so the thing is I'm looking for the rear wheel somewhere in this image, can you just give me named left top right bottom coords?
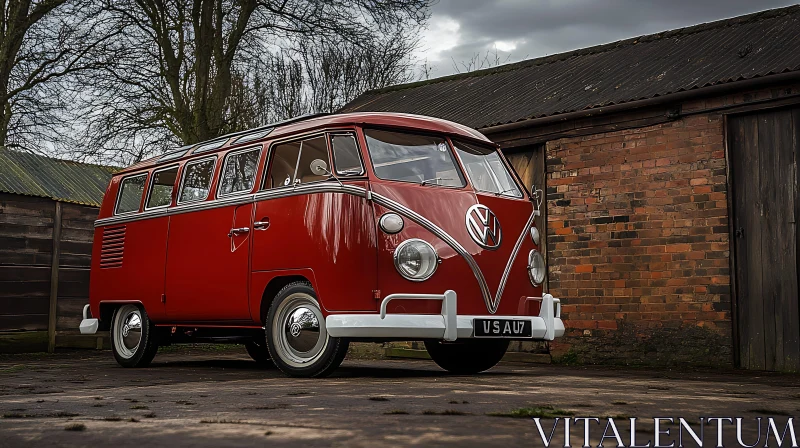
left=245, top=337, right=271, bottom=365
left=265, top=281, right=348, bottom=377
left=111, top=304, right=159, bottom=368
left=424, top=339, right=509, bottom=374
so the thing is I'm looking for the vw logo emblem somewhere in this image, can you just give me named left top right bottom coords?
left=289, top=322, right=302, bottom=338
left=122, top=325, right=130, bottom=337
left=465, top=204, right=502, bottom=250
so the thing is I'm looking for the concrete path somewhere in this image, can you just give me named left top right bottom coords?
left=0, top=346, right=797, bottom=447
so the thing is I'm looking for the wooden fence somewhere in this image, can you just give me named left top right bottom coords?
left=0, top=192, right=105, bottom=353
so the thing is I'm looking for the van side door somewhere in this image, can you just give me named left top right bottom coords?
left=164, top=149, right=260, bottom=321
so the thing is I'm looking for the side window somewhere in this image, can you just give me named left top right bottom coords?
left=115, top=174, right=146, bottom=215
left=331, top=133, right=364, bottom=175
left=219, top=148, right=260, bottom=196
left=178, top=158, right=215, bottom=204
left=265, top=136, right=330, bottom=189
left=145, top=166, right=179, bottom=209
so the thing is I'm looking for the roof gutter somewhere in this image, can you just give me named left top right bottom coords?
left=478, top=71, right=800, bottom=135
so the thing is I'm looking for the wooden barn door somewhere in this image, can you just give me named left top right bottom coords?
left=728, top=108, right=800, bottom=371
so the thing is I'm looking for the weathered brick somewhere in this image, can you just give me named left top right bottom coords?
left=538, top=89, right=747, bottom=367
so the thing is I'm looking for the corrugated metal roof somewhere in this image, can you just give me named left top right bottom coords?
left=342, top=6, right=800, bottom=129
left=0, top=147, right=117, bottom=207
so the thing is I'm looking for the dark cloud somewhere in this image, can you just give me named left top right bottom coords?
left=418, top=0, right=797, bottom=77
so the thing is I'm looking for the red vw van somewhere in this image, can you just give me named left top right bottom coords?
left=80, top=113, right=563, bottom=377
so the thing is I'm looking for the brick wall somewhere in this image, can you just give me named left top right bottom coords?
left=545, top=106, right=734, bottom=366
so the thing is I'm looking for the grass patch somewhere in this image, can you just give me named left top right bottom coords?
left=553, top=350, right=579, bottom=366
left=488, top=406, right=574, bottom=419
left=91, top=404, right=104, bottom=408
left=384, top=410, right=409, bottom=415
left=748, top=409, right=792, bottom=416
left=129, top=418, right=139, bottom=423
left=369, top=397, right=389, bottom=402
left=422, top=409, right=471, bottom=416
left=176, top=401, right=195, bottom=405
left=64, top=423, right=86, bottom=432
left=103, top=417, right=122, bottom=422
left=130, top=405, right=148, bottom=410
left=287, top=391, right=310, bottom=396
left=647, top=385, right=670, bottom=391
left=142, top=412, right=156, bottom=418
left=611, top=401, right=628, bottom=405
left=265, top=431, right=273, bottom=436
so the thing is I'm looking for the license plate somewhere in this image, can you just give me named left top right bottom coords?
left=474, top=319, right=532, bottom=338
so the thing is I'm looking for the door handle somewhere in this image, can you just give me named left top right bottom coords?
left=254, top=219, right=270, bottom=230
left=228, top=227, right=250, bottom=237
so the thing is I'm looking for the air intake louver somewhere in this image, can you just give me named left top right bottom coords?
left=100, top=226, right=126, bottom=268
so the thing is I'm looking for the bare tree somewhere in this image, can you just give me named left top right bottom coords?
left=0, top=0, right=111, bottom=150
left=451, top=47, right=514, bottom=74
left=66, top=0, right=430, bottom=165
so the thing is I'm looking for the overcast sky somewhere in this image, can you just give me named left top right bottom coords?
left=416, top=0, right=798, bottom=78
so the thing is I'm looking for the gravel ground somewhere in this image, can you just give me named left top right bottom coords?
left=0, top=345, right=798, bottom=447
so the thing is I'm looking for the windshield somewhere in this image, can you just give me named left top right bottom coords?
left=364, top=129, right=465, bottom=188
left=453, top=140, right=522, bottom=198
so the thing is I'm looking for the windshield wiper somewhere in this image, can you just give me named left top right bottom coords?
left=495, top=187, right=519, bottom=196
left=421, top=177, right=453, bottom=186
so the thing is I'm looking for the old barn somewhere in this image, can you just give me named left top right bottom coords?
left=343, top=6, right=800, bottom=370
left=0, top=148, right=114, bottom=352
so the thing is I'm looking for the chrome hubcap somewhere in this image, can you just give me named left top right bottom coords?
left=114, top=305, right=142, bottom=359
left=122, top=312, right=142, bottom=351
left=284, top=306, right=320, bottom=353
left=273, top=293, right=328, bottom=368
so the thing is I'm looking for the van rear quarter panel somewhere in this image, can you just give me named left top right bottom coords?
left=90, top=217, right=169, bottom=320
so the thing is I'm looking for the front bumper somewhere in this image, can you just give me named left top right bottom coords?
left=326, top=291, right=564, bottom=341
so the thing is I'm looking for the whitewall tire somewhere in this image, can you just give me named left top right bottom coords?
left=111, top=304, right=159, bottom=368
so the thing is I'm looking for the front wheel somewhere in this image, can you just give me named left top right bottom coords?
left=111, top=304, right=159, bottom=368
left=424, top=339, right=509, bottom=374
left=265, top=281, right=348, bottom=377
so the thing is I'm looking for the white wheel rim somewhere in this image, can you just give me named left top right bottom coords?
left=113, top=305, right=142, bottom=359
left=272, top=293, right=328, bottom=368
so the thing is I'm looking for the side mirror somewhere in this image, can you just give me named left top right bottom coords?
left=310, top=159, right=330, bottom=176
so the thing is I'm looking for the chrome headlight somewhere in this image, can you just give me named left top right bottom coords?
left=394, top=239, right=438, bottom=281
left=528, top=250, right=546, bottom=286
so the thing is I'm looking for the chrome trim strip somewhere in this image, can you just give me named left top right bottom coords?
left=96, top=193, right=256, bottom=227
left=94, top=181, right=500, bottom=314
left=492, top=211, right=536, bottom=313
